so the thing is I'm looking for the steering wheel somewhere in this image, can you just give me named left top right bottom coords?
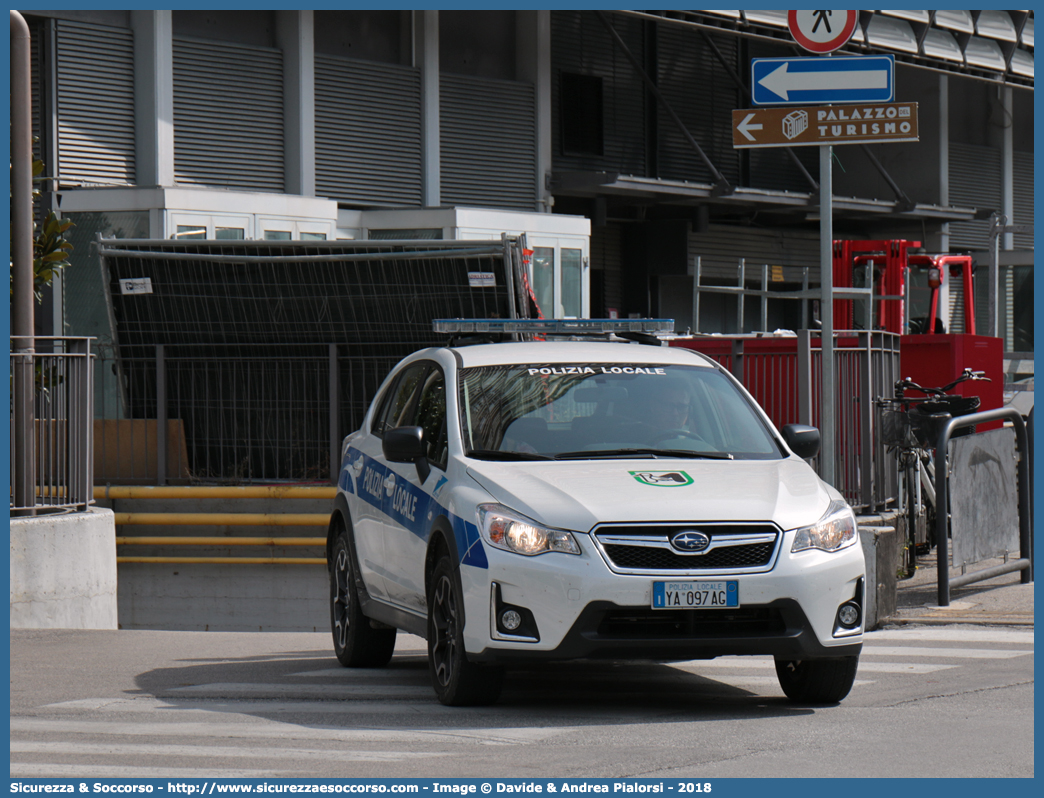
left=650, top=429, right=708, bottom=445
left=611, top=421, right=657, bottom=439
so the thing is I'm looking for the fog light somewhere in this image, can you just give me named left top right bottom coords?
left=500, top=610, right=522, bottom=631
left=838, top=602, right=861, bottom=628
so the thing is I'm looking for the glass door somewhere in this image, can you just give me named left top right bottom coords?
left=526, top=238, right=589, bottom=318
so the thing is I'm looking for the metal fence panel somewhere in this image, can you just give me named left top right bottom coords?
left=949, top=427, right=1020, bottom=568
left=9, top=337, right=94, bottom=514
left=95, top=239, right=524, bottom=484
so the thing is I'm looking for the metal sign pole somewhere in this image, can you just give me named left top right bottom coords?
left=820, top=144, right=836, bottom=486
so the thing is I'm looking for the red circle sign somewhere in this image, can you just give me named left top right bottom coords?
left=788, top=10, right=858, bottom=54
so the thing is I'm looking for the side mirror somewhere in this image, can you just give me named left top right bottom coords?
left=382, top=426, right=431, bottom=482
left=781, top=424, right=820, bottom=460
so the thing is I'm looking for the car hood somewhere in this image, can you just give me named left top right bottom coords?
left=465, top=457, right=833, bottom=533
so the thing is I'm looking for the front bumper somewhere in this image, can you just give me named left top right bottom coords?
left=470, top=598, right=862, bottom=663
left=459, top=528, right=865, bottom=663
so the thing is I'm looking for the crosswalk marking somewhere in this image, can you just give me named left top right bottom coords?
left=860, top=646, right=1032, bottom=659
left=869, top=628, right=1034, bottom=644
left=10, top=741, right=447, bottom=761
left=675, top=657, right=956, bottom=674
left=288, top=667, right=426, bottom=678
left=10, top=764, right=285, bottom=778
left=11, top=718, right=567, bottom=744
left=167, top=682, right=433, bottom=697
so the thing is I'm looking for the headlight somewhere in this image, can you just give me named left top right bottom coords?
left=791, top=499, right=857, bottom=553
left=478, top=504, right=581, bottom=556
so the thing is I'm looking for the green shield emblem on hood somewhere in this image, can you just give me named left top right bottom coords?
left=630, top=470, right=694, bottom=487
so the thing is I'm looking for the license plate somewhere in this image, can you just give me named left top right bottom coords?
left=652, top=580, right=739, bottom=609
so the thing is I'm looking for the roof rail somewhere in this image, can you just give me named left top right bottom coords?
left=433, top=318, right=675, bottom=337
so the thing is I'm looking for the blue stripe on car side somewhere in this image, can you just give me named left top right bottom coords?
left=341, top=447, right=488, bottom=569
left=338, top=460, right=355, bottom=494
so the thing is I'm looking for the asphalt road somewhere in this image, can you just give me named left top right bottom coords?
left=9, top=625, right=1034, bottom=779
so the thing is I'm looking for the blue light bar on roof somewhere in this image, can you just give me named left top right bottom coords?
left=433, top=318, right=675, bottom=334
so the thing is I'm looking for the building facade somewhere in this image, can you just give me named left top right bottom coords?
left=24, top=9, right=1033, bottom=352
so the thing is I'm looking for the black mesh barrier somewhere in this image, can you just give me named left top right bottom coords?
left=98, top=238, right=525, bottom=482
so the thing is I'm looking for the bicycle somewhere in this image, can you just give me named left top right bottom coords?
left=877, top=368, right=991, bottom=577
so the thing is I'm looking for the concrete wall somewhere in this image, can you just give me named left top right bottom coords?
left=10, top=507, right=118, bottom=629
left=106, top=495, right=331, bottom=632
left=859, top=517, right=900, bottom=630
left=118, top=562, right=327, bottom=632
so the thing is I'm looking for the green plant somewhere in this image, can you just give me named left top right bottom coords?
left=11, top=149, right=74, bottom=393
left=10, top=147, right=74, bottom=302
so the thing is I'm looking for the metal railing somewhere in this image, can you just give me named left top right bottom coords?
left=10, top=337, right=94, bottom=515
left=933, top=407, right=1033, bottom=605
left=674, top=330, right=901, bottom=510
left=93, top=344, right=403, bottom=485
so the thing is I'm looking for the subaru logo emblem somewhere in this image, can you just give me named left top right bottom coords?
left=670, top=530, right=711, bottom=553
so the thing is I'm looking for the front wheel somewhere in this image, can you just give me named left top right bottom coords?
left=427, top=555, right=504, bottom=706
left=775, top=656, right=859, bottom=704
left=329, top=519, right=396, bottom=667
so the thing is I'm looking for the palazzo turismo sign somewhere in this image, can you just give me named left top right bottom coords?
left=732, top=101, right=919, bottom=149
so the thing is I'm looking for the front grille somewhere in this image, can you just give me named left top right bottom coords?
left=604, top=542, right=776, bottom=570
left=597, top=607, right=786, bottom=639
left=593, top=523, right=780, bottom=574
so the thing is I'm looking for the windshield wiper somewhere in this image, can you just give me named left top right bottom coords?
left=466, top=449, right=553, bottom=461
left=553, top=448, right=733, bottom=460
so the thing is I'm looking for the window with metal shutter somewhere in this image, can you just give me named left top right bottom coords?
left=551, top=10, right=646, bottom=177
left=29, top=18, right=51, bottom=227
left=315, top=55, right=422, bottom=207
left=30, top=19, right=44, bottom=166
left=947, top=275, right=965, bottom=335
left=173, top=36, right=284, bottom=192
left=948, top=142, right=1001, bottom=250
left=1013, top=150, right=1033, bottom=250
left=591, top=224, right=623, bottom=314
left=688, top=226, right=821, bottom=282
left=55, top=20, right=135, bottom=187
left=656, top=25, right=741, bottom=186
left=440, top=73, right=536, bottom=211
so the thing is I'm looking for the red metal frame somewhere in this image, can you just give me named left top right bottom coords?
left=906, top=254, right=975, bottom=336
left=832, top=238, right=920, bottom=333
left=832, top=239, right=976, bottom=337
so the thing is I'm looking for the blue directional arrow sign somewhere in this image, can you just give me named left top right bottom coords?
left=751, top=55, right=894, bottom=106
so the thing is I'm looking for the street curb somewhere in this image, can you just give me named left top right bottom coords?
left=884, top=615, right=1034, bottom=627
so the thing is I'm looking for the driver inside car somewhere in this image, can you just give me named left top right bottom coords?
left=606, top=377, right=709, bottom=450
left=641, top=379, right=691, bottom=431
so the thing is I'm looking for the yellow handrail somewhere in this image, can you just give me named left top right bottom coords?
left=101, top=485, right=336, bottom=565
left=96, top=485, right=336, bottom=500
left=114, top=512, right=330, bottom=526
left=117, top=556, right=325, bottom=565
left=116, top=536, right=324, bottom=546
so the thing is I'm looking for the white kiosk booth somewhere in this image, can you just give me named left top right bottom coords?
left=342, top=206, right=592, bottom=319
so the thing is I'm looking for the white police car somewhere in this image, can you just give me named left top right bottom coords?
left=328, top=319, right=865, bottom=706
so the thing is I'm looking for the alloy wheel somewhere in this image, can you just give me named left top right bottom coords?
left=430, top=573, right=458, bottom=687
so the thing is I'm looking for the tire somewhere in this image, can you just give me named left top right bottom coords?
left=329, top=518, right=396, bottom=668
left=775, top=656, right=859, bottom=704
left=427, top=554, right=504, bottom=706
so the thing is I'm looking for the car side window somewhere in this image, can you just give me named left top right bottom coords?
left=371, top=363, right=427, bottom=437
left=370, top=382, right=396, bottom=437
left=413, top=367, right=448, bottom=470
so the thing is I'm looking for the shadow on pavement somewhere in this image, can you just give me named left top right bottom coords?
left=132, top=646, right=816, bottom=729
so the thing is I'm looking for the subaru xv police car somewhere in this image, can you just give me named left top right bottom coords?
left=327, top=319, right=865, bottom=706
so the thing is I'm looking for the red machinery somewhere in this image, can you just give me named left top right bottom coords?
left=831, top=239, right=976, bottom=337
left=833, top=239, right=1002, bottom=416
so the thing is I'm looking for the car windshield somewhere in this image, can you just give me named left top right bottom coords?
left=459, top=362, right=783, bottom=460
